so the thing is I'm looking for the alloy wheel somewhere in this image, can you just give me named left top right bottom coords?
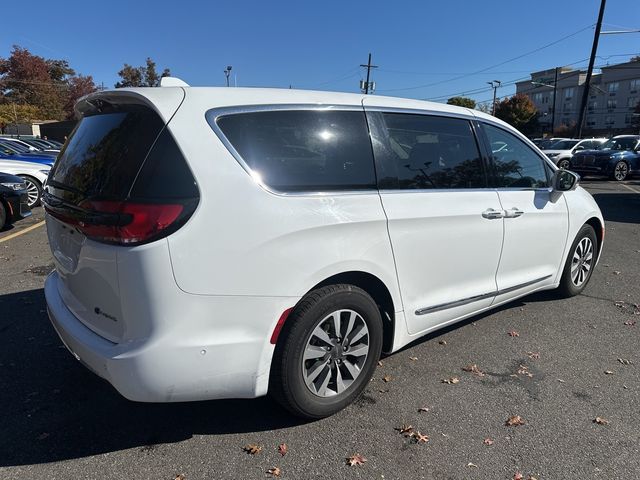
left=558, top=159, right=570, bottom=170
left=614, top=162, right=628, bottom=181
left=571, top=237, right=593, bottom=287
left=301, top=309, right=370, bottom=397
left=22, top=178, right=40, bottom=207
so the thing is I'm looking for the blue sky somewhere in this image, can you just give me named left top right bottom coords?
left=1, top=0, right=638, bottom=105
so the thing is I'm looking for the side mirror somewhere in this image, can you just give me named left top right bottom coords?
left=553, top=169, right=580, bottom=192
left=574, top=145, right=585, bottom=151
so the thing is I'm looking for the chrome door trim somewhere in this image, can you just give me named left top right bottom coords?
left=414, top=274, right=553, bottom=316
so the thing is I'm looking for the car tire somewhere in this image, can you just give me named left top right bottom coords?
left=557, top=224, right=597, bottom=297
left=0, top=202, right=7, bottom=230
left=270, top=284, right=383, bottom=419
left=557, top=159, right=570, bottom=170
left=18, top=175, right=42, bottom=207
left=611, top=161, right=628, bottom=181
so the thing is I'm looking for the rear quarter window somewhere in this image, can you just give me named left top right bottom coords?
left=213, top=109, right=376, bottom=192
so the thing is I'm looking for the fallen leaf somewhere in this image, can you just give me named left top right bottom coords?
left=594, top=417, right=609, bottom=425
left=618, top=358, right=633, bottom=365
left=346, top=454, right=366, bottom=466
left=517, top=365, right=534, bottom=378
left=377, top=360, right=384, bottom=367
left=409, top=356, right=418, bottom=361
left=508, top=330, right=520, bottom=337
left=417, top=406, right=430, bottom=413
left=382, top=375, right=392, bottom=383
left=395, top=424, right=414, bottom=436
left=462, top=364, right=485, bottom=377
left=624, top=320, right=636, bottom=326
left=37, top=433, right=49, bottom=440
left=413, top=432, right=429, bottom=443
left=266, top=467, right=281, bottom=477
left=438, top=340, right=447, bottom=345
left=604, top=370, right=614, bottom=375
left=378, top=388, right=390, bottom=393
left=514, top=473, right=524, bottom=480
left=243, top=444, right=262, bottom=455
left=505, top=415, right=525, bottom=427
left=174, top=475, right=186, bottom=480
left=483, top=437, right=494, bottom=446
left=277, top=443, right=288, bottom=456
left=613, top=271, right=621, bottom=275
left=442, top=377, right=460, bottom=384
left=557, top=379, right=566, bottom=383
left=526, top=351, right=540, bottom=360
left=467, top=463, right=478, bottom=468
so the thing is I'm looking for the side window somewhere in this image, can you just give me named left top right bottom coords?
left=372, top=113, right=486, bottom=189
left=215, top=110, right=376, bottom=192
left=482, top=124, right=549, bottom=188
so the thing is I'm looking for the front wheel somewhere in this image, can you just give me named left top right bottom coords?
left=557, top=224, right=597, bottom=297
left=18, top=175, right=42, bottom=207
left=270, top=284, right=383, bottom=419
left=611, top=161, right=628, bottom=181
left=557, top=159, right=570, bottom=170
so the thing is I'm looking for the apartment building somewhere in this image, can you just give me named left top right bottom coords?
left=516, top=57, right=640, bottom=135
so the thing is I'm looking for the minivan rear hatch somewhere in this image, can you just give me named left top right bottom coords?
left=43, top=88, right=198, bottom=342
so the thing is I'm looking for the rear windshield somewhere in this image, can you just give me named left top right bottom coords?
left=49, top=105, right=164, bottom=199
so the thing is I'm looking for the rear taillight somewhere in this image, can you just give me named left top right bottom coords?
left=45, top=199, right=193, bottom=245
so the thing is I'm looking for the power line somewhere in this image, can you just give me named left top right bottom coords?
left=377, top=24, right=595, bottom=93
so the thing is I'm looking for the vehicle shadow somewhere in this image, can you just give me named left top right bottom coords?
left=0, top=288, right=305, bottom=467
left=592, top=192, right=640, bottom=224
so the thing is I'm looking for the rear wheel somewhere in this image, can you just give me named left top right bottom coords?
left=557, top=224, right=597, bottom=297
left=19, top=176, right=42, bottom=207
left=270, top=284, right=383, bottom=419
left=557, top=159, right=570, bottom=170
left=611, top=161, right=628, bottom=181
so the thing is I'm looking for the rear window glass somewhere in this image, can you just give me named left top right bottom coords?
left=215, top=110, right=376, bottom=192
left=49, top=105, right=164, bottom=199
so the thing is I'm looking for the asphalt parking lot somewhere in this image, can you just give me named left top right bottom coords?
left=1, top=180, right=639, bottom=480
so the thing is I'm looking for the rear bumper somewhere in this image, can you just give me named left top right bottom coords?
left=45, top=271, right=297, bottom=402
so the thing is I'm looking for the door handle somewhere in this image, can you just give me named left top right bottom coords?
left=482, top=208, right=505, bottom=219
left=504, top=208, right=524, bottom=218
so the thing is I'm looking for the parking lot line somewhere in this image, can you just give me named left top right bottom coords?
left=0, top=220, right=46, bottom=243
left=621, top=183, right=640, bottom=194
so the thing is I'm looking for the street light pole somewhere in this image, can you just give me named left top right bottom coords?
left=487, top=80, right=501, bottom=115
left=224, top=66, right=232, bottom=87
left=551, top=67, right=558, bottom=135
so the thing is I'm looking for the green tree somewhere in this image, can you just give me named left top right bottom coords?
left=494, top=93, right=539, bottom=135
left=0, top=104, right=42, bottom=132
left=447, top=96, right=476, bottom=109
left=115, top=57, right=171, bottom=88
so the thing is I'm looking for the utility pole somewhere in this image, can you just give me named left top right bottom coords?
left=224, top=66, right=233, bottom=87
left=576, top=0, right=606, bottom=138
left=551, top=67, right=558, bottom=135
left=360, top=53, right=378, bottom=94
left=487, top=80, right=501, bottom=115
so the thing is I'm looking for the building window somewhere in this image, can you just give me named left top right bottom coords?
left=630, top=79, right=640, bottom=92
left=628, top=97, right=638, bottom=108
left=533, top=93, right=543, bottom=103
left=588, top=101, right=597, bottom=112
left=625, top=114, right=633, bottom=124
left=587, top=118, right=597, bottom=127
left=605, top=116, right=615, bottom=126
left=607, top=82, right=619, bottom=93
left=607, top=99, right=617, bottom=110
left=564, top=87, right=574, bottom=100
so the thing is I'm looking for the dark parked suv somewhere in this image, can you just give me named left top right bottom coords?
left=570, top=135, right=640, bottom=181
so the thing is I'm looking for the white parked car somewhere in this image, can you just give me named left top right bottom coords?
left=543, top=138, right=608, bottom=169
left=43, top=81, right=604, bottom=418
left=0, top=159, right=50, bottom=207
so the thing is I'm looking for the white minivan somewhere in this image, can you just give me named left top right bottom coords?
left=43, top=81, right=604, bottom=418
